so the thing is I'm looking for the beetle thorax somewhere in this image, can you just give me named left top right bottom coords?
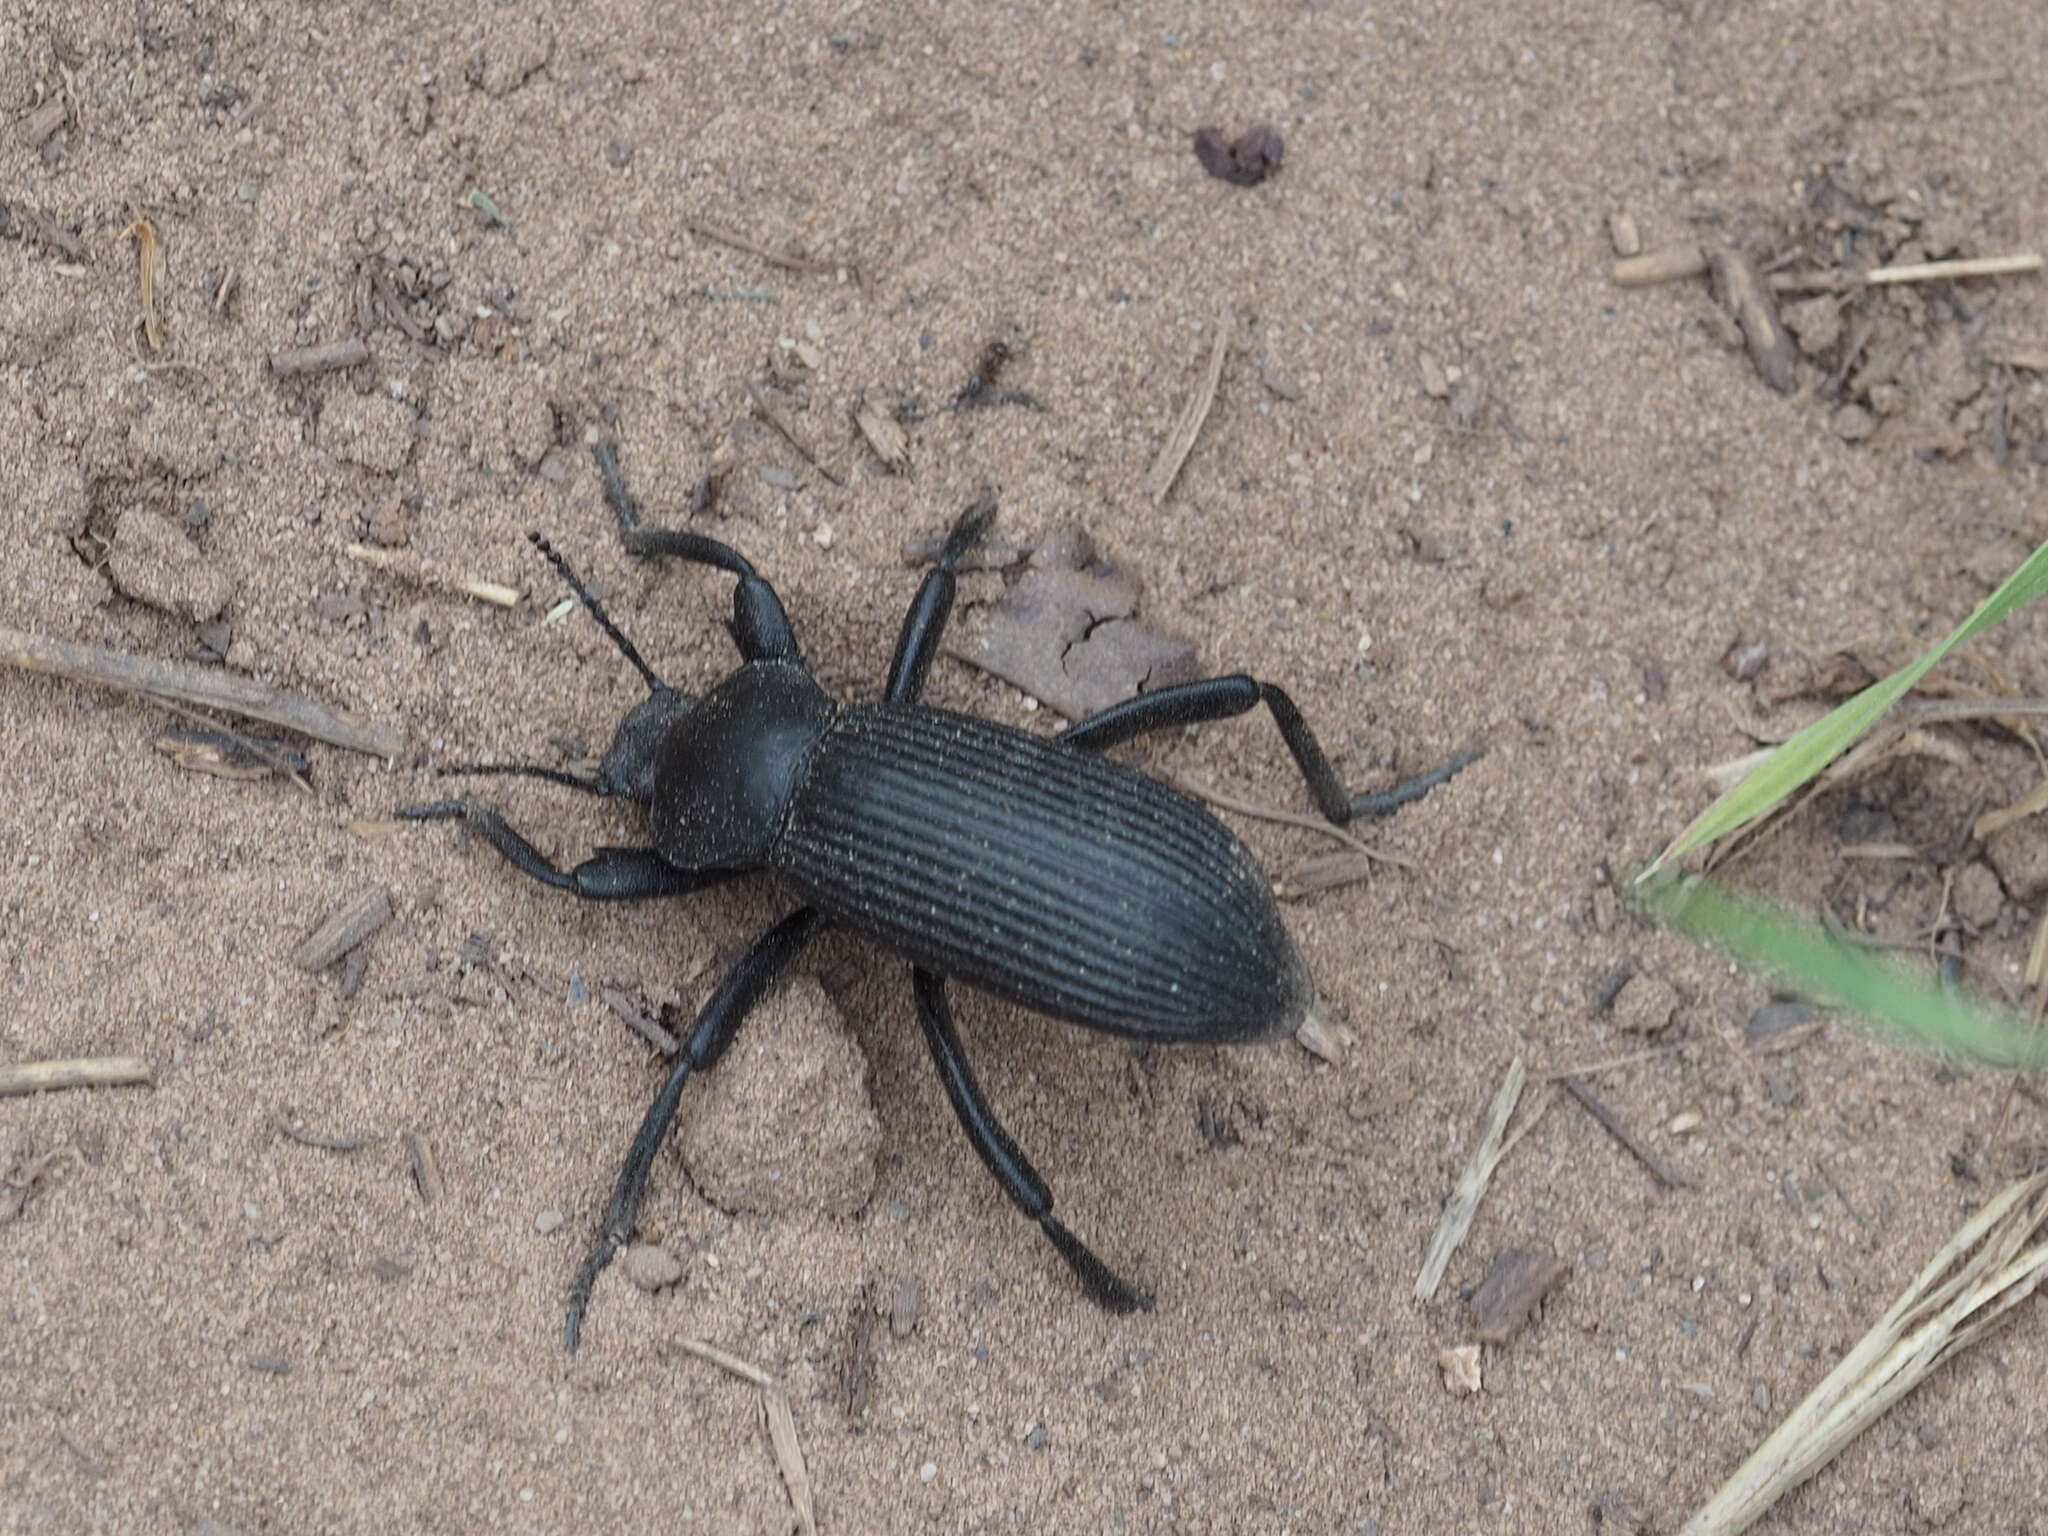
left=647, top=660, right=835, bottom=871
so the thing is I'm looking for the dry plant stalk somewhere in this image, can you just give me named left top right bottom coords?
left=343, top=542, right=522, bottom=608
left=1679, top=1167, right=2048, bottom=1536
left=675, top=1337, right=817, bottom=1535
left=1145, top=305, right=1233, bottom=504
left=0, top=1057, right=155, bottom=1098
left=125, top=214, right=166, bottom=350
left=1415, top=1057, right=1528, bottom=1300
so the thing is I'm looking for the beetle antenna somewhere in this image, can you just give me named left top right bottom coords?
left=526, top=532, right=668, bottom=696
left=436, top=761, right=610, bottom=796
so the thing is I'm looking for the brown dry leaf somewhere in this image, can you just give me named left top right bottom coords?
left=1471, top=1249, right=1572, bottom=1344
left=945, top=531, right=1199, bottom=720
left=853, top=398, right=910, bottom=474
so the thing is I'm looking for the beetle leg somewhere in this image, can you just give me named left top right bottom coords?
left=1056, top=676, right=1483, bottom=825
left=911, top=969, right=1152, bottom=1315
left=565, top=906, right=828, bottom=1351
left=884, top=492, right=998, bottom=704
left=398, top=799, right=740, bottom=901
left=592, top=441, right=801, bottom=663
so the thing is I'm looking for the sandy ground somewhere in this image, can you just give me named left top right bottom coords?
left=5, top=1, right=2048, bottom=1531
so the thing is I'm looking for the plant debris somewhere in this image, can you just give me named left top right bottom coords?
left=1193, top=124, right=1284, bottom=187
left=1471, top=1248, right=1572, bottom=1344
left=940, top=524, right=1200, bottom=720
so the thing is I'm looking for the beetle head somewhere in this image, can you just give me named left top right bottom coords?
left=596, top=684, right=696, bottom=804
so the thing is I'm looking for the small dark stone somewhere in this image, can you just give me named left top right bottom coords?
left=1194, top=124, right=1284, bottom=187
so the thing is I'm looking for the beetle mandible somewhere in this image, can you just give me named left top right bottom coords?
left=405, top=443, right=1478, bottom=1350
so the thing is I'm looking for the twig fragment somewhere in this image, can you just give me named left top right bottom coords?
left=1560, top=1075, right=1694, bottom=1189
left=272, top=1111, right=372, bottom=1151
left=0, top=1057, right=155, bottom=1099
left=1145, top=305, right=1232, bottom=503
left=1416, top=1057, right=1528, bottom=1300
left=269, top=338, right=371, bottom=376
left=745, top=380, right=845, bottom=486
left=1611, top=244, right=1709, bottom=288
left=1865, top=251, right=2041, bottom=285
left=1710, top=248, right=1797, bottom=393
left=684, top=217, right=839, bottom=276
left=0, top=623, right=403, bottom=759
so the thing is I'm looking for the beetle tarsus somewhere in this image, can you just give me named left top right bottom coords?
left=564, top=1232, right=623, bottom=1353
left=1041, top=1214, right=1154, bottom=1314
left=1344, top=745, right=1487, bottom=820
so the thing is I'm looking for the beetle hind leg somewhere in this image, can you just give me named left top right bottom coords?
left=912, top=969, right=1153, bottom=1314
left=1057, top=674, right=1483, bottom=826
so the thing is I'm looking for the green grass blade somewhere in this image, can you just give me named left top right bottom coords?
left=1643, top=536, right=2048, bottom=876
left=1634, top=875, right=2043, bottom=1071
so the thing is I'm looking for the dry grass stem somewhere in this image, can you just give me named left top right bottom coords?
left=1146, top=305, right=1232, bottom=504
left=764, top=1388, right=818, bottom=1536
left=674, top=1335, right=777, bottom=1390
left=1864, top=251, right=2042, bottom=285
left=343, top=542, right=522, bottom=608
left=673, top=1338, right=817, bottom=1534
left=1679, top=1168, right=2048, bottom=1536
left=1415, top=1057, right=1528, bottom=1301
left=0, top=1056, right=155, bottom=1098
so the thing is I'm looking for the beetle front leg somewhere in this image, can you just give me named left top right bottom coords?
left=911, top=969, right=1152, bottom=1315
left=884, top=492, right=997, bottom=704
left=565, top=906, right=828, bottom=1350
left=398, top=799, right=741, bottom=901
left=1057, top=676, right=1483, bottom=825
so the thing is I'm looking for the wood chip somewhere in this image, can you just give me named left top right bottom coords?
left=1607, top=210, right=1642, bottom=257
left=293, top=886, right=393, bottom=973
left=1710, top=247, right=1798, bottom=393
left=0, top=1057, right=155, bottom=1098
left=1471, top=1248, right=1572, bottom=1344
left=1145, top=305, right=1232, bottom=504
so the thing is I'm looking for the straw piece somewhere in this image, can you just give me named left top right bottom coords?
left=1145, top=305, right=1232, bottom=504
left=1679, top=1168, right=2048, bottom=1535
left=1415, top=1058, right=1528, bottom=1300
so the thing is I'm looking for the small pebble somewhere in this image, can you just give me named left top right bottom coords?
left=1668, top=1110, right=1703, bottom=1135
left=535, top=1208, right=565, bottom=1235
left=621, top=1242, right=686, bottom=1293
left=918, top=1461, right=938, bottom=1483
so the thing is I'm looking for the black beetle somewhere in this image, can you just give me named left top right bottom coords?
left=405, top=444, right=1478, bottom=1349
